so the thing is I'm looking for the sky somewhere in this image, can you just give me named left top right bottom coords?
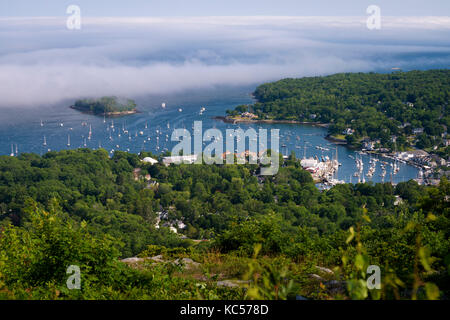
left=0, top=0, right=449, bottom=17
left=0, top=2, right=449, bottom=108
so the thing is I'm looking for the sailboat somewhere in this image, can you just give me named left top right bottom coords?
left=10, top=144, right=14, bottom=157
left=392, top=141, right=400, bottom=175
left=418, top=169, right=424, bottom=179
left=88, top=125, right=92, bottom=140
left=67, top=135, right=71, bottom=147
left=162, top=102, right=166, bottom=109
left=40, top=119, right=44, bottom=127
left=43, top=135, right=47, bottom=146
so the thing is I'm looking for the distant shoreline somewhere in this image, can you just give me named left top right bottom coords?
left=213, top=116, right=329, bottom=128
left=70, top=105, right=139, bottom=117
left=324, top=134, right=348, bottom=145
left=214, top=115, right=347, bottom=145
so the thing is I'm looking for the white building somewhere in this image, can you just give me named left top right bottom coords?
left=363, top=141, right=376, bottom=151
left=142, top=157, right=158, bottom=165
left=169, top=226, right=178, bottom=233
left=396, top=152, right=415, bottom=161
left=300, top=158, right=320, bottom=173
left=342, top=128, right=354, bottom=135
left=241, top=112, right=258, bottom=119
left=301, top=158, right=319, bottom=168
left=162, top=154, right=198, bottom=166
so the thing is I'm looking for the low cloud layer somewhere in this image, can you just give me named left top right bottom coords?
left=0, top=16, right=449, bottom=107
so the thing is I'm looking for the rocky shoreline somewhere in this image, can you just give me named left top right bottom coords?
left=70, top=105, right=139, bottom=117
left=324, top=134, right=348, bottom=145
left=213, top=116, right=329, bottom=127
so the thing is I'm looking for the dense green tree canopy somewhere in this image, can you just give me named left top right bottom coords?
left=73, top=96, right=137, bottom=115
left=230, top=70, right=449, bottom=154
left=0, top=150, right=448, bottom=300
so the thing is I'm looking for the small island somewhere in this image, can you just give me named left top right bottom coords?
left=71, top=96, right=138, bottom=117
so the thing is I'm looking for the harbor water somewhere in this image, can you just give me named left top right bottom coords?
left=0, top=86, right=419, bottom=184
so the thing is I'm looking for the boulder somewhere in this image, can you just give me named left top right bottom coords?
left=324, top=280, right=347, bottom=295
left=308, top=274, right=325, bottom=282
left=121, top=257, right=145, bottom=263
left=216, top=280, right=250, bottom=288
left=315, top=266, right=334, bottom=275
left=175, top=257, right=201, bottom=268
left=150, top=255, right=165, bottom=262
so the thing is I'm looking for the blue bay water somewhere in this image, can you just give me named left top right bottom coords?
left=0, top=85, right=419, bottom=184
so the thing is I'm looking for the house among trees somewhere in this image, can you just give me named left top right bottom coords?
left=342, top=128, right=354, bottom=135
left=241, top=112, right=258, bottom=119
left=362, top=139, right=379, bottom=151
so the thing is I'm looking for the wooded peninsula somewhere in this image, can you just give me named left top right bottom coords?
left=227, top=70, right=449, bottom=160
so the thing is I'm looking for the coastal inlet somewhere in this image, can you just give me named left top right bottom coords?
left=0, top=87, right=419, bottom=185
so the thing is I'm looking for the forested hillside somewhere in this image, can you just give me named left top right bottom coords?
left=73, top=96, right=137, bottom=115
left=0, top=149, right=449, bottom=299
left=229, top=70, right=450, bottom=154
